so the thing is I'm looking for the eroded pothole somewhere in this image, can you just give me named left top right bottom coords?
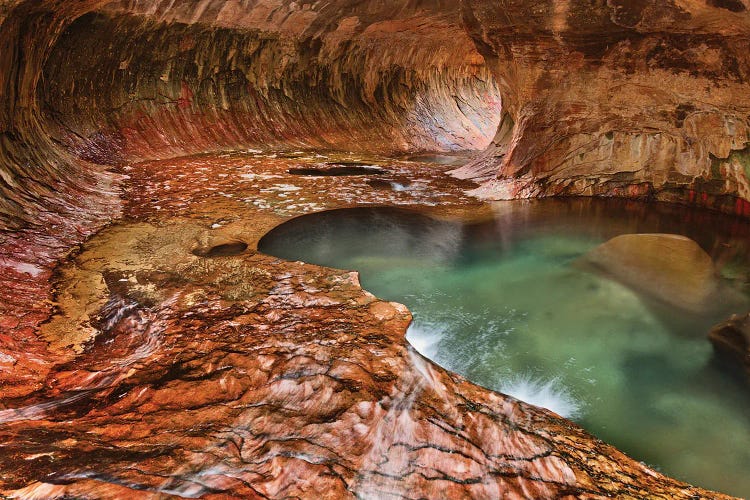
left=288, top=162, right=387, bottom=176
left=192, top=241, right=249, bottom=258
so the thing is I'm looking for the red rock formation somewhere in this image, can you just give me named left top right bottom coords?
left=0, top=153, right=735, bottom=498
left=42, top=1, right=502, bottom=163
left=5, top=1, right=750, bottom=228
left=456, top=0, right=750, bottom=217
left=0, top=0, right=501, bottom=403
left=1, top=0, right=748, bottom=498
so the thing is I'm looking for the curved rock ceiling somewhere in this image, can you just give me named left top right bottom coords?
left=2, top=0, right=750, bottom=231
left=1, top=0, right=502, bottom=230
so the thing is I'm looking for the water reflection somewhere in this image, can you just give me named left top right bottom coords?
left=261, top=207, right=464, bottom=266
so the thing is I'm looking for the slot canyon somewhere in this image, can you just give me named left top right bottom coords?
left=1, top=0, right=750, bottom=498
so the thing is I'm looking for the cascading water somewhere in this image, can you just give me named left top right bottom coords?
left=258, top=200, right=750, bottom=497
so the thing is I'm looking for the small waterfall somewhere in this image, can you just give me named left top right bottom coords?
left=405, top=323, right=445, bottom=358
left=499, top=374, right=584, bottom=420
left=354, top=350, right=437, bottom=499
left=408, top=321, right=583, bottom=420
left=354, top=348, right=505, bottom=499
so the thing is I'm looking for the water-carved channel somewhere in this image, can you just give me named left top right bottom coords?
left=259, top=200, right=750, bottom=497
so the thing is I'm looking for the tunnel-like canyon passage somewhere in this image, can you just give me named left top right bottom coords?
left=1, top=0, right=750, bottom=498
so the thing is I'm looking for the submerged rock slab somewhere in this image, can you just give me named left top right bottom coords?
left=581, top=233, right=720, bottom=311
left=709, top=313, right=750, bottom=379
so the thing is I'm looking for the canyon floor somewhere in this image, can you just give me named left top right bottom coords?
left=0, top=151, right=737, bottom=499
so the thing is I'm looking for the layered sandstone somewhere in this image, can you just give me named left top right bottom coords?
left=0, top=152, right=733, bottom=498
left=455, top=0, right=750, bottom=217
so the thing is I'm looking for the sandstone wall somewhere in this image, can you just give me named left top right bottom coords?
left=0, top=0, right=502, bottom=229
left=3, top=0, right=750, bottom=229
left=456, top=0, right=750, bottom=216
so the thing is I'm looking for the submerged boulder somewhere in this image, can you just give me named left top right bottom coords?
left=709, top=313, right=750, bottom=380
left=581, top=233, right=720, bottom=312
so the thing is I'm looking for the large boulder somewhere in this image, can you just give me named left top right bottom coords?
left=581, top=233, right=721, bottom=311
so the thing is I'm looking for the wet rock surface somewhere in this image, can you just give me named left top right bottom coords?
left=0, top=153, right=736, bottom=498
left=1, top=0, right=749, bottom=497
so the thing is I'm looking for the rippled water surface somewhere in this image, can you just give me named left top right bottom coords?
left=259, top=199, right=750, bottom=497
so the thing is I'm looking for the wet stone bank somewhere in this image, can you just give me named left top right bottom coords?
left=0, top=151, right=743, bottom=499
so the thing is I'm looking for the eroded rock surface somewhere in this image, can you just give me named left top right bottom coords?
left=456, top=0, right=750, bottom=217
left=4, top=0, right=750, bottom=233
left=0, top=154, right=733, bottom=498
left=1, top=0, right=749, bottom=498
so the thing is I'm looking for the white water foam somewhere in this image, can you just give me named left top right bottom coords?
left=405, top=323, right=444, bottom=358
left=500, top=373, right=583, bottom=419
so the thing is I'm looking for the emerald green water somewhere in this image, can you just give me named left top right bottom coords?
left=258, top=200, right=750, bottom=497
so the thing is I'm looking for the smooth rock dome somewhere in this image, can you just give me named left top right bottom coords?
left=581, top=233, right=719, bottom=311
